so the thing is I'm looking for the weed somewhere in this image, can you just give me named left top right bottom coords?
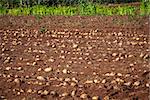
left=0, top=1, right=149, bottom=16
left=40, top=27, right=46, bottom=33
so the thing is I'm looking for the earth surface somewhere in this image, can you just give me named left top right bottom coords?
left=0, top=15, right=149, bottom=100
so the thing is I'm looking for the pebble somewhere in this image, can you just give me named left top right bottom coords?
left=80, top=93, right=88, bottom=99
left=44, top=67, right=52, bottom=72
left=37, top=76, right=45, bottom=81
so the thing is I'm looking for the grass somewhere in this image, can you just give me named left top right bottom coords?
left=0, top=2, right=149, bottom=16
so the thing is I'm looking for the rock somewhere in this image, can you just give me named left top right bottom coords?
left=44, top=67, right=52, bottom=72
left=133, top=81, right=140, bottom=86
left=80, top=93, right=88, bottom=99
left=37, top=76, right=45, bottom=81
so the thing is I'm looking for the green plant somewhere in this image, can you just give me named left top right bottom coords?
left=40, top=26, right=46, bottom=33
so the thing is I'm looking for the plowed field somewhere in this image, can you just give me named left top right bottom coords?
left=0, top=15, right=149, bottom=100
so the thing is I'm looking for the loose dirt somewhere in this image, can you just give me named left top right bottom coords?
left=0, top=15, right=149, bottom=100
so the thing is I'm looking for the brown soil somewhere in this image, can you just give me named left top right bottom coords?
left=0, top=15, right=149, bottom=100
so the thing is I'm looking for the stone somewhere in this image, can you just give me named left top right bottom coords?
left=71, top=90, right=76, bottom=97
